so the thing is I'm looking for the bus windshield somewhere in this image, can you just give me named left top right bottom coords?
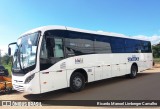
left=13, top=32, right=40, bottom=71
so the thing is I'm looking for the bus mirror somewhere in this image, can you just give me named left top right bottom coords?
left=8, top=42, right=17, bottom=56
left=8, top=47, right=11, bottom=55
left=8, top=47, right=11, bottom=56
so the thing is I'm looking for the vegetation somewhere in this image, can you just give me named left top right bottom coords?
left=153, top=58, right=160, bottom=64
left=1, top=54, right=12, bottom=76
left=152, top=45, right=160, bottom=58
left=152, top=45, right=160, bottom=64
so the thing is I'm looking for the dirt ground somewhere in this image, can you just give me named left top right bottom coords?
left=144, top=64, right=160, bottom=73
left=1, top=64, right=160, bottom=109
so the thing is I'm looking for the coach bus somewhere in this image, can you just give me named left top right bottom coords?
left=8, top=26, right=153, bottom=94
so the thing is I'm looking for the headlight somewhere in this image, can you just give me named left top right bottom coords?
left=25, top=73, right=35, bottom=84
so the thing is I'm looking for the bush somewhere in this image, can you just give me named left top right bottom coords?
left=152, top=45, right=160, bottom=58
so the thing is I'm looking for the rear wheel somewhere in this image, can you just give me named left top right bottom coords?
left=70, top=72, right=85, bottom=92
left=129, top=65, right=138, bottom=79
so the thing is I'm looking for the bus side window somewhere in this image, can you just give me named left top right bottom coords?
left=44, top=37, right=64, bottom=58
left=65, top=31, right=94, bottom=57
left=94, top=35, right=111, bottom=53
left=54, top=38, right=64, bottom=58
left=40, top=36, right=64, bottom=71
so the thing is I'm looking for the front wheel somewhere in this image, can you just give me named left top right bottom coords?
left=129, top=65, right=138, bottom=79
left=70, top=72, right=85, bottom=92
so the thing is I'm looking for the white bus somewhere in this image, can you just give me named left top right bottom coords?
left=8, top=26, right=153, bottom=94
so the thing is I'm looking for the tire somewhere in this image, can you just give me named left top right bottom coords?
left=153, top=61, right=155, bottom=66
left=129, top=65, right=138, bottom=79
left=70, top=72, right=85, bottom=92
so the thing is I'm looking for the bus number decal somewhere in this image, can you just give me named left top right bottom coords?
left=75, top=58, right=83, bottom=64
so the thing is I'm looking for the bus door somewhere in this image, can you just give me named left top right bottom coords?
left=39, top=35, right=67, bottom=93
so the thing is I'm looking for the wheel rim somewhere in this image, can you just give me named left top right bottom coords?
left=73, top=77, right=82, bottom=88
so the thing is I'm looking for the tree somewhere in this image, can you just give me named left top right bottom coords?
left=152, top=45, right=160, bottom=58
left=2, top=54, right=12, bottom=65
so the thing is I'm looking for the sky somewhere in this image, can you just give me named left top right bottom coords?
left=0, top=0, right=160, bottom=55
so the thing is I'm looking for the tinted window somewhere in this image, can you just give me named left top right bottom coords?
left=125, top=39, right=142, bottom=53
left=54, top=38, right=64, bottom=58
left=111, top=37, right=125, bottom=53
left=65, top=31, right=94, bottom=57
left=141, top=41, right=152, bottom=53
left=42, top=30, right=66, bottom=58
left=148, top=41, right=152, bottom=53
left=40, top=30, right=65, bottom=71
left=125, top=39, right=152, bottom=53
left=94, top=35, right=111, bottom=53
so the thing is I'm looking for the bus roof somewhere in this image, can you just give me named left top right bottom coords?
left=20, top=25, right=149, bottom=41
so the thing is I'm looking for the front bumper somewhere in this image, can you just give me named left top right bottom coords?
left=12, top=72, right=41, bottom=94
left=12, top=83, right=31, bottom=93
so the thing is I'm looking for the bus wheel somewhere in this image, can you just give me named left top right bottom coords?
left=70, top=72, right=85, bottom=92
left=129, top=65, right=137, bottom=79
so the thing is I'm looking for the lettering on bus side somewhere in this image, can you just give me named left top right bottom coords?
left=75, top=58, right=83, bottom=64
left=60, top=62, right=66, bottom=69
left=128, top=55, right=139, bottom=62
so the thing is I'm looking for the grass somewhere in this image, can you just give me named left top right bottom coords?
left=154, top=58, right=160, bottom=64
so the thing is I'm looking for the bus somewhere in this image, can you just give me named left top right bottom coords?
left=8, top=25, right=153, bottom=94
